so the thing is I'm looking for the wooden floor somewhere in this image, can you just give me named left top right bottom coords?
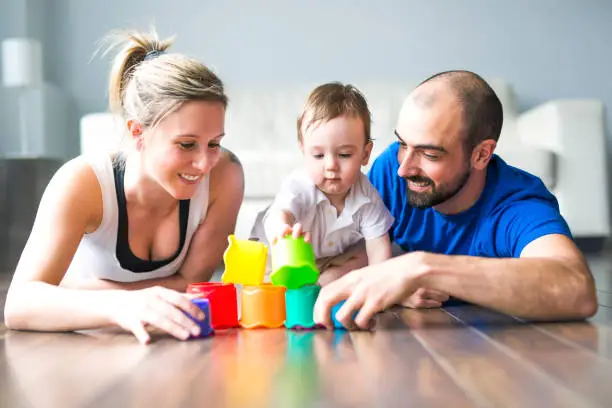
left=1, top=255, right=612, bottom=408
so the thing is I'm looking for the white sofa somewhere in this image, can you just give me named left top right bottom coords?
left=80, top=79, right=610, bottom=242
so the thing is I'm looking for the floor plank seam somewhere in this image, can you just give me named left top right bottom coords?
left=410, top=330, right=493, bottom=408
left=442, top=309, right=600, bottom=408
left=83, top=338, right=184, bottom=407
left=528, top=323, right=612, bottom=360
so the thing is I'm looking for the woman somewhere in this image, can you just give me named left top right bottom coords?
left=3, top=29, right=244, bottom=344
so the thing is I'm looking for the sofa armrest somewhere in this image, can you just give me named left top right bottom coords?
left=517, top=100, right=610, bottom=237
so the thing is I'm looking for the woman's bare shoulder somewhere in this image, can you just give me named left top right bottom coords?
left=44, top=155, right=105, bottom=232
left=209, top=148, right=244, bottom=196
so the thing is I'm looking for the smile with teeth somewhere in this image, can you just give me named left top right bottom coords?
left=407, top=180, right=432, bottom=191
left=179, top=173, right=201, bottom=182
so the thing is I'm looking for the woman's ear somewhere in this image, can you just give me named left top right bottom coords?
left=127, top=120, right=144, bottom=151
left=472, top=139, right=496, bottom=170
left=127, top=120, right=143, bottom=136
left=362, top=141, right=374, bottom=166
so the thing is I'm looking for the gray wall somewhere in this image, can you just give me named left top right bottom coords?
left=39, top=0, right=612, bottom=119
left=0, top=0, right=610, bottom=152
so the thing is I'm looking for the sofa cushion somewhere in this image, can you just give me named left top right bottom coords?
left=233, top=149, right=302, bottom=198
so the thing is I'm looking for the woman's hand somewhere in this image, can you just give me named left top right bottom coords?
left=109, top=286, right=205, bottom=344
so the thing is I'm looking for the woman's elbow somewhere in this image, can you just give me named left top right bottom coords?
left=4, top=300, right=27, bottom=331
left=3, top=284, right=37, bottom=331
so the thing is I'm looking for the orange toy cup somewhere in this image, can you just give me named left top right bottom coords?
left=187, top=282, right=239, bottom=330
left=240, top=284, right=286, bottom=329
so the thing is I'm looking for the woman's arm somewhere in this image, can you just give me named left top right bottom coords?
left=4, top=158, right=117, bottom=328
left=4, top=158, right=203, bottom=343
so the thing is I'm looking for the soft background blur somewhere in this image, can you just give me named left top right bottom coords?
left=1, top=0, right=611, bottom=271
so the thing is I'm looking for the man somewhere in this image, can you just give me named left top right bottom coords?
left=313, top=70, right=598, bottom=329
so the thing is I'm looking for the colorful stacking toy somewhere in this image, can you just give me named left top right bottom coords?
left=270, top=236, right=319, bottom=289
left=222, top=235, right=267, bottom=286
left=269, top=236, right=321, bottom=329
left=187, top=298, right=214, bottom=338
left=284, top=285, right=321, bottom=329
left=187, top=282, right=239, bottom=329
left=331, top=300, right=358, bottom=330
left=188, top=234, right=352, bottom=336
left=240, top=284, right=287, bottom=328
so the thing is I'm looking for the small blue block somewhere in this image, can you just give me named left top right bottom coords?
left=331, top=300, right=359, bottom=330
left=188, top=298, right=214, bottom=338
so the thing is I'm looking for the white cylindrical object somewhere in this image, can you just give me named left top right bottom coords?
left=2, top=38, right=43, bottom=87
left=79, top=113, right=125, bottom=155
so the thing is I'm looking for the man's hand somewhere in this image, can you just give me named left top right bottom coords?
left=400, top=288, right=449, bottom=309
left=313, top=252, right=430, bottom=330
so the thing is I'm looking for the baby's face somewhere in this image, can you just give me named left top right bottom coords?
left=299, top=115, right=372, bottom=200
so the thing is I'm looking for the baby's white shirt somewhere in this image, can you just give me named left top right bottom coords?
left=263, top=168, right=394, bottom=259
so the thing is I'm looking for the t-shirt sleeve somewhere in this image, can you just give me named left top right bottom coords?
left=367, top=143, right=401, bottom=241
left=491, top=199, right=572, bottom=258
left=358, top=178, right=395, bottom=240
left=367, top=143, right=396, bottom=208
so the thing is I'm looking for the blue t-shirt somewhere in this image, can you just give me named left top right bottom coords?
left=368, top=142, right=572, bottom=258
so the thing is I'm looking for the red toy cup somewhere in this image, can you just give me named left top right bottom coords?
left=187, top=282, right=239, bottom=329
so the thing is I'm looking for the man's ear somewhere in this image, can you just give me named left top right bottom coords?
left=362, top=141, right=373, bottom=166
left=472, top=139, right=496, bottom=170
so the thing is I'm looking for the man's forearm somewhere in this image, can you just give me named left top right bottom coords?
left=420, top=253, right=597, bottom=319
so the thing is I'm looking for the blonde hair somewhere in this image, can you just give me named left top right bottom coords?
left=102, top=28, right=227, bottom=129
left=297, top=82, right=371, bottom=144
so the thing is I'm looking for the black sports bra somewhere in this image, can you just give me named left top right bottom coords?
left=112, top=156, right=190, bottom=272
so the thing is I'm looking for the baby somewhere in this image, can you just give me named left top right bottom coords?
left=256, top=82, right=394, bottom=285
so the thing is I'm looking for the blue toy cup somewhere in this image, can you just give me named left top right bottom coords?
left=187, top=298, right=214, bottom=338
left=331, top=300, right=359, bottom=330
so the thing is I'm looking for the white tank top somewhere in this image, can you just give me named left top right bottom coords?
left=64, top=154, right=209, bottom=283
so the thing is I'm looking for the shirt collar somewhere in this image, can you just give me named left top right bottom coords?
left=314, top=173, right=372, bottom=214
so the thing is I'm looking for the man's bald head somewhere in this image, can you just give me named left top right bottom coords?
left=409, top=70, right=503, bottom=152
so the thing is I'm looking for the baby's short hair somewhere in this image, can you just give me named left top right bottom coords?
left=297, top=82, right=371, bottom=144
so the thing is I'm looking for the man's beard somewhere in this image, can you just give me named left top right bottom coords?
left=405, top=166, right=471, bottom=209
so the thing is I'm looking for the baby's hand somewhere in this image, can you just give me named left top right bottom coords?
left=272, top=222, right=311, bottom=244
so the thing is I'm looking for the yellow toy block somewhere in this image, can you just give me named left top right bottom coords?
left=222, top=235, right=267, bottom=286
